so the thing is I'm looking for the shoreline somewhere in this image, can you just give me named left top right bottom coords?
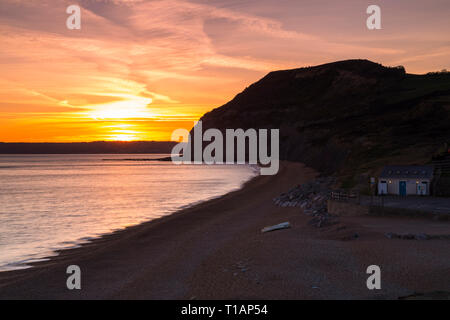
left=0, top=158, right=258, bottom=273
left=0, top=161, right=296, bottom=298
left=0, top=161, right=449, bottom=299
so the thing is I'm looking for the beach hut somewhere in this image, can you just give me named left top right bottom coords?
left=378, top=165, right=433, bottom=196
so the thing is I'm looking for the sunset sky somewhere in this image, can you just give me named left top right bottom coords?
left=1, top=0, right=449, bottom=142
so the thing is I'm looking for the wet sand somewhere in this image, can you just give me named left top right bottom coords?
left=0, top=161, right=449, bottom=299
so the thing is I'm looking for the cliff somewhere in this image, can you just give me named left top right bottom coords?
left=198, top=59, right=450, bottom=188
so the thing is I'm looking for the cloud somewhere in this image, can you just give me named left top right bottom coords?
left=0, top=0, right=449, bottom=140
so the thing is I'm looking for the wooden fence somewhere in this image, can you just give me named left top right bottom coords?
left=330, top=190, right=360, bottom=203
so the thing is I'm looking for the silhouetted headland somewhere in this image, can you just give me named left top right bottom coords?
left=0, top=141, right=176, bottom=154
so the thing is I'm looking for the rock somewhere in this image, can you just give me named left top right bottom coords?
left=415, top=233, right=429, bottom=240
left=342, top=233, right=359, bottom=241
left=274, top=177, right=337, bottom=228
left=399, top=291, right=450, bottom=300
left=384, top=232, right=446, bottom=240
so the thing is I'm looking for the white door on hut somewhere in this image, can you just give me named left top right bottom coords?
left=417, top=181, right=428, bottom=195
left=378, top=180, right=388, bottom=195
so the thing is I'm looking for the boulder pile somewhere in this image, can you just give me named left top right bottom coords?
left=273, top=177, right=338, bottom=228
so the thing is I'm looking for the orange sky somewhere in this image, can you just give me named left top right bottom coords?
left=1, top=0, right=449, bottom=142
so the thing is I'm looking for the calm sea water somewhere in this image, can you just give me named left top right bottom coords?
left=0, top=154, right=258, bottom=271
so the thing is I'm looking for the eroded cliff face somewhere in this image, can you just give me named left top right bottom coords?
left=196, top=59, right=450, bottom=187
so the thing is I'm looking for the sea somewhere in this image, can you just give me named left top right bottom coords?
left=0, top=154, right=258, bottom=271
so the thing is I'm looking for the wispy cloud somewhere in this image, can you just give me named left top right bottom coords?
left=0, top=0, right=449, bottom=141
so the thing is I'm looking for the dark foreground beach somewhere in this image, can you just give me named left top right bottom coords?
left=0, top=161, right=449, bottom=299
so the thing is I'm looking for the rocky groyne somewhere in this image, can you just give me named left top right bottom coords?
left=273, top=177, right=338, bottom=228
